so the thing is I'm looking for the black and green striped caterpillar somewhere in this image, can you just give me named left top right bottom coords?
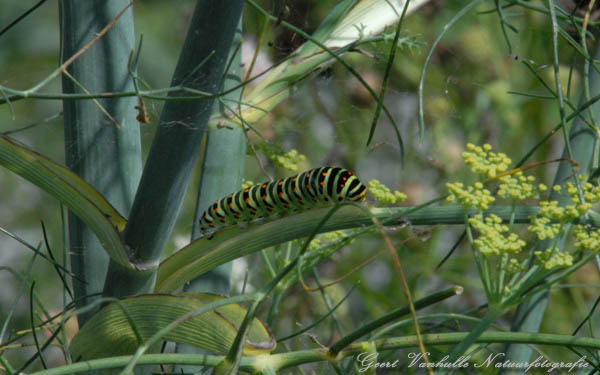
left=199, top=167, right=367, bottom=237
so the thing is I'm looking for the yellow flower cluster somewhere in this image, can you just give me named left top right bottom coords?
left=254, top=143, right=307, bottom=172
left=468, top=214, right=526, bottom=256
left=538, top=200, right=567, bottom=219
left=368, top=179, right=407, bottom=204
left=506, top=258, right=526, bottom=273
left=566, top=179, right=600, bottom=210
left=462, top=143, right=511, bottom=178
left=449, top=144, right=600, bottom=274
left=536, top=177, right=600, bottom=223
left=275, top=149, right=307, bottom=172
left=574, top=225, right=600, bottom=252
left=268, top=148, right=307, bottom=172
left=306, top=230, right=351, bottom=251
left=307, top=237, right=322, bottom=251
left=498, top=172, right=539, bottom=200
left=528, top=216, right=561, bottom=240
left=446, top=182, right=495, bottom=210
left=323, top=230, right=347, bottom=243
left=534, top=248, right=573, bottom=270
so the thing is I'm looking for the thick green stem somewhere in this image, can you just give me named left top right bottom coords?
left=174, top=17, right=246, bottom=374
left=186, top=20, right=245, bottom=295
left=60, top=0, right=141, bottom=325
left=28, top=331, right=600, bottom=375
left=102, top=0, right=245, bottom=298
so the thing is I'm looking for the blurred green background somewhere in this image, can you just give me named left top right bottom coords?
left=1, top=0, right=599, bottom=370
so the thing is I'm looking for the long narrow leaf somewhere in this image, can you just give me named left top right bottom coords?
left=155, top=205, right=548, bottom=293
left=0, top=134, right=132, bottom=269
left=69, top=293, right=275, bottom=360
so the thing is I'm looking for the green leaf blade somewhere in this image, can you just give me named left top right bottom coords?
left=69, top=293, right=275, bottom=360
left=0, top=134, right=132, bottom=269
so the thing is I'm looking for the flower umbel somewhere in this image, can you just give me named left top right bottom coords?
left=303, top=230, right=354, bottom=253
left=506, top=258, right=526, bottom=273
left=536, top=177, right=600, bottom=223
left=534, top=248, right=573, bottom=270
left=498, top=172, right=539, bottom=200
left=368, top=179, right=407, bottom=204
left=255, top=143, right=307, bottom=172
left=528, top=216, right=561, bottom=240
left=462, top=143, right=511, bottom=178
left=448, top=143, right=594, bottom=306
left=446, top=182, right=495, bottom=210
left=468, top=214, right=526, bottom=256
left=574, top=225, right=600, bottom=253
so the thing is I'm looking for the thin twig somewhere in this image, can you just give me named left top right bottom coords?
left=0, top=0, right=49, bottom=37
left=61, top=69, right=122, bottom=129
left=27, top=0, right=136, bottom=94
left=371, top=216, right=433, bottom=375
left=302, top=248, right=386, bottom=292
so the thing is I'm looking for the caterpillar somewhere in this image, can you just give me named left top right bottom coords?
left=199, top=167, right=367, bottom=237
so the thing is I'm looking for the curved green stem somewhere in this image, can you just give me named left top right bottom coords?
left=29, top=331, right=600, bottom=375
